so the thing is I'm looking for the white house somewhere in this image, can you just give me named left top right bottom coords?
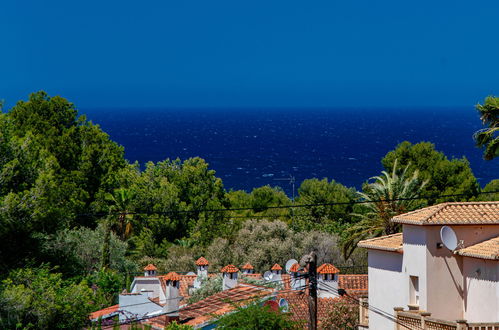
left=358, top=201, right=499, bottom=329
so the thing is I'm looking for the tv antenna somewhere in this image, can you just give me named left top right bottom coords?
left=274, top=175, right=296, bottom=202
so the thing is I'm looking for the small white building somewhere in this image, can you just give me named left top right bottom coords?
left=358, top=201, right=499, bottom=329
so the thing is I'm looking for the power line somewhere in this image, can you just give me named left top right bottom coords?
left=80, top=189, right=499, bottom=219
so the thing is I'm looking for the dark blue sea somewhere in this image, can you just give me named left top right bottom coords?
left=82, top=107, right=498, bottom=196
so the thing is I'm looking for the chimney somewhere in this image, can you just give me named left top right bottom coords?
left=289, top=263, right=305, bottom=290
left=194, top=257, right=209, bottom=289
left=317, top=263, right=340, bottom=298
left=241, top=263, right=254, bottom=274
left=143, top=264, right=157, bottom=277
left=270, top=264, right=282, bottom=282
left=162, top=272, right=181, bottom=318
left=221, top=265, right=239, bottom=290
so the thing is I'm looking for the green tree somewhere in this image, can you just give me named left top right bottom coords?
left=293, top=178, right=357, bottom=232
left=0, top=91, right=125, bottom=272
left=321, top=298, right=359, bottom=330
left=343, top=160, right=427, bottom=258
left=474, top=96, right=499, bottom=160
left=215, top=301, right=299, bottom=329
left=382, top=141, right=479, bottom=203
left=475, top=179, right=499, bottom=201
left=0, top=266, right=94, bottom=329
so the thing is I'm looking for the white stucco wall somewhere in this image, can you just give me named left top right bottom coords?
left=367, top=249, right=405, bottom=330
left=402, top=225, right=428, bottom=310
left=463, top=257, right=499, bottom=322
left=130, top=277, right=166, bottom=303
left=425, top=225, right=499, bottom=322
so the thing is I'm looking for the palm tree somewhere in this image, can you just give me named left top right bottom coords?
left=105, top=188, right=135, bottom=240
left=101, top=188, right=135, bottom=269
left=342, top=160, right=427, bottom=258
left=474, top=96, right=499, bottom=160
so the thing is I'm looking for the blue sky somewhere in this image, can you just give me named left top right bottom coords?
left=2, top=0, right=499, bottom=108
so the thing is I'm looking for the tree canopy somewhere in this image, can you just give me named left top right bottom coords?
left=474, top=96, right=499, bottom=160
left=381, top=141, right=479, bottom=203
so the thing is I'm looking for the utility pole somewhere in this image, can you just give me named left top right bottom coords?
left=300, top=251, right=318, bottom=330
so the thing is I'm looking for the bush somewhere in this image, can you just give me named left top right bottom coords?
left=321, top=298, right=359, bottom=330
left=215, top=301, right=299, bottom=329
left=0, top=266, right=94, bottom=329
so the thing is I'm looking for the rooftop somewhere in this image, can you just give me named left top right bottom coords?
left=358, top=233, right=403, bottom=253
left=456, top=235, right=499, bottom=260
left=241, top=262, right=254, bottom=270
left=220, top=264, right=239, bottom=273
left=317, top=263, right=340, bottom=274
left=143, top=264, right=157, bottom=271
left=271, top=263, right=283, bottom=271
left=391, top=202, right=499, bottom=226
left=163, top=272, right=181, bottom=282
left=195, top=256, right=209, bottom=266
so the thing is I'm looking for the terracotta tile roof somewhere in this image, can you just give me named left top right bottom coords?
left=317, top=263, right=340, bottom=274
left=89, top=304, right=119, bottom=320
left=391, top=202, right=499, bottom=225
left=271, top=263, right=283, bottom=271
left=220, top=264, right=239, bottom=273
left=195, top=256, right=209, bottom=266
left=143, top=264, right=157, bottom=271
left=241, top=273, right=262, bottom=280
left=179, top=275, right=196, bottom=299
left=163, top=272, right=181, bottom=282
left=338, top=274, right=368, bottom=295
left=289, top=263, right=300, bottom=272
left=456, top=236, right=499, bottom=260
left=242, top=262, right=254, bottom=270
left=358, top=233, right=403, bottom=252
left=277, top=292, right=356, bottom=329
left=181, top=284, right=274, bottom=326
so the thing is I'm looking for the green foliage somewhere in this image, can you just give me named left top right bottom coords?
left=0, top=91, right=125, bottom=272
left=474, top=96, right=499, bottom=160
left=293, top=178, right=357, bottom=232
left=215, top=301, right=299, bottom=329
left=474, top=179, right=499, bottom=201
left=40, top=223, right=136, bottom=276
left=0, top=266, right=94, bottom=329
left=188, top=274, right=223, bottom=303
left=321, top=298, right=359, bottom=330
left=343, top=160, right=427, bottom=258
left=382, top=141, right=479, bottom=203
left=87, top=268, right=124, bottom=308
left=165, top=321, right=193, bottom=329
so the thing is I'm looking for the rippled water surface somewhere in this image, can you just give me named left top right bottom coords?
left=82, top=107, right=498, bottom=195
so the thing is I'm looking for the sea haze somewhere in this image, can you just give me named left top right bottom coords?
left=82, top=107, right=498, bottom=196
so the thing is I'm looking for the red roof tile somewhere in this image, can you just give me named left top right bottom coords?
left=221, top=264, right=239, bottom=273
left=358, top=233, right=403, bottom=252
left=181, top=284, right=273, bottom=326
left=195, top=257, right=209, bottom=266
left=289, top=263, right=300, bottom=272
left=271, top=263, right=283, bottom=271
left=277, top=292, right=356, bottom=328
left=242, top=262, right=254, bottom=270
left=392, top=202, right=499, bottom=225
left=163, top=272, right=181, bottom=282
left=339, top=274, right=368, bottom=295
left=143, top=264, right=157, bottom=271
left=456, top=236, right=499, bottom=260
left=89, top=304, right=119, bottom=320
left=317, top=263, right=340, bottom=274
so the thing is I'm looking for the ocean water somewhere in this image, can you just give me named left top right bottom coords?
left=82, top=107, right=498, bottom=196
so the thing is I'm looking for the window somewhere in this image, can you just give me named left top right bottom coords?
left=410, top=276, right=419, bottom=305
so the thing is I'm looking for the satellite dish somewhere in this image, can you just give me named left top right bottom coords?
left=285, top=259, right=298, bottom=274
left=279, top=298, right=289, bottom=312
left=440, top=226, right=458, bottom=250
left=186, top=272, right=196, bottom=276
left=263, top=271, right=274, bottom=281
